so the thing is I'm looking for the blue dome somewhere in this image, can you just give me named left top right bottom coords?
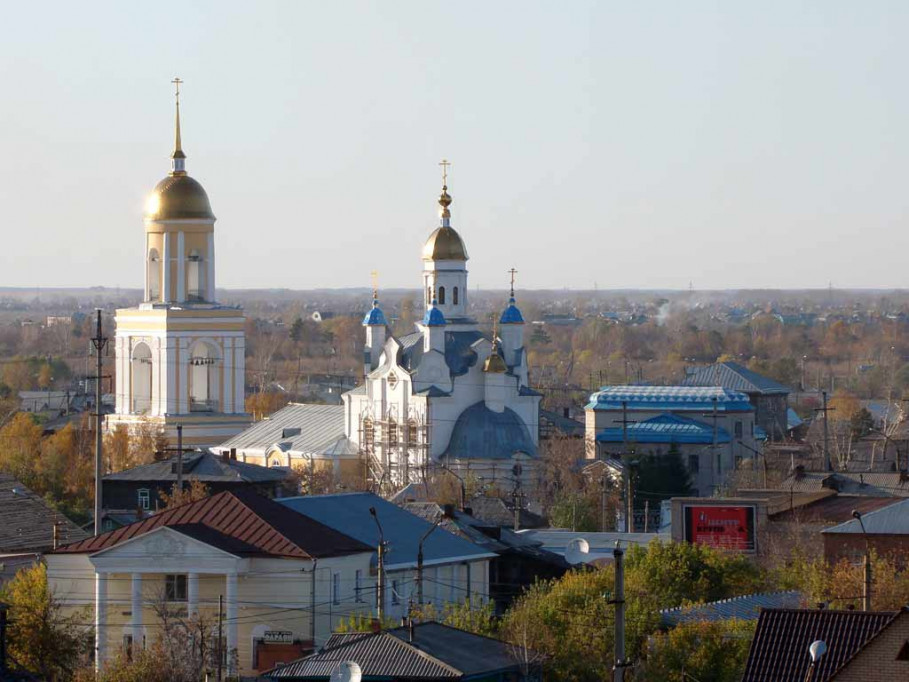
left=423, top=300, right=446, bottom=327
left=362, top=302, right=388, bottom=326
left=500, top=297, right=525, bottom=324
left=445, top=401, right=538, bottom=460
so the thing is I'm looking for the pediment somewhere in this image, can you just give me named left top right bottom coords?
left=90, top=526, right=238, bottom=560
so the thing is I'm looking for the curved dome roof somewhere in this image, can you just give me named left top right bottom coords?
left=445, top=402, right=537, bottom=460
left=500, top=297, right=525, bottom=325
left=422, top=226, right=468, bottom=261
left=145, top=174, right=215, bottom=221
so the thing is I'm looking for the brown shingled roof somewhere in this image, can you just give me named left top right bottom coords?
left=54, top=489, right=372, bottom=559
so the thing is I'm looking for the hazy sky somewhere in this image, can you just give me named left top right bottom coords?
left=2, top=1, right=908, bottom=292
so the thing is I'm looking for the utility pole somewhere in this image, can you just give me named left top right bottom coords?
left=176, top=424, right=183, bottom=493
left=370, top=507, right=386, bottom=624
left=217, top=594, right=224, bottom=682
left=853, top=510, right=872, bottom=611
left=90, top=310, right=108, bottom=536
left=612, top=545, right=627, bottom=682
left=814, top=392, right=835, bottom=472
left=613, top=402, right=636, bottom=533
left=310, top=558, right=318, bottom=646
left=416, top=516, right=441, bottom=606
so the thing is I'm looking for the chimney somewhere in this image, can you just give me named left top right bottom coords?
left=408, top=617, right=415, bottom=643
left=221, top=450, right=230, bottom=463
left=442, top=503, right=455, bottom=518
left=370, top=618, right=381, bottom=634
left=563, top=407, right=570, bottom=419
left=230, top=448, right=237, bottom=461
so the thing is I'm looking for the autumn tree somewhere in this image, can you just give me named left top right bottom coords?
left=637, top=619, right=756, bottom=682
left=158, top=479, right=212, bottom=509
left=0, top=412, right=43, bottom=488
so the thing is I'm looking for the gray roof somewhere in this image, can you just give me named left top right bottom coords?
left=659, top=591, right=805, bottom=628
left=103, top=451, right=288, bottom=484
left=0, top=475, right=88, bottom=553
left=216, top=403, right=350, bottom=457
left=398, top=330, right=490, bottom=378
left=822, top=497, right=909, bottom=534
left=444, top=401, right=537, bottom=460
left=540, top=408, right=585, bottom=437
left=266, top=623, right=528, bottom=680
left=780, top=471, right=909, bottom=497
left=277, top=493, right=495, bottom=569
left=682, top=361, right=791, bottom=395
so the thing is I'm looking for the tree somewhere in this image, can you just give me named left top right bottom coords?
left=632, top=444, right=694, bottom=512
left=157, top=479, right=211, bottom=509
left=850, top=407, right=874, bottom=439
left=0, top=412, right=43, bottom=488
left=1, top=564, right=89, bottom=679
left=637, top=619, right=756, bottom=682
left=246, top=391, right=291, bottom=421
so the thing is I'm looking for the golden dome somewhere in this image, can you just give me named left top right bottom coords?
left=483, top=349, right=507, bottom=373
left=145, top=174, right=215, bottom=221
left=422, top=226, right=469, bottom=261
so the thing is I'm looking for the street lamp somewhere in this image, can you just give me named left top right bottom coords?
left=416, top=515, right=442, bottom=606
left=804, top=640, right=827, bottom=682
left=852, top=510, right=872, bottom=611
left=369, top=507, right=387, bottom=623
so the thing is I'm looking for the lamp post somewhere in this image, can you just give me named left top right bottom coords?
left=804, top=640, right=827, bottom=682
left=369, top=507, right=386, bottom=624
left=416, top=515, right=442, bottom=606
left=852, top=510, right=872, bottom=611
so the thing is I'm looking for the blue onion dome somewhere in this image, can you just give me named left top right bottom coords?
left=362, top=299, right=388, bottom=326
left=423, top=299, right=447, bottom=327
left=500, top=297, right=525, bottom=325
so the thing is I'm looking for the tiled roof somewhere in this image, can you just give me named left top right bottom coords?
left=277, top=493, right=495, bottom=569
left=660, top=591, right=804, bottom=628
left=742, top=608, right=897, bottom=681
left=103, top=451, right=288, bottom=484
left=822, top=497, right=909, bottom=534
left=595, top=412, right=731, bottom=445
left=444, top=401, right=538, bottom=460
left=587, top=385, right=754, bottom=412
left=216, top=403, right=349, bottom=458
left=55, top=489, right=372, bottom=559
left=0, top=475, right=88, bottom=553
left=682, top=361, right=791, bottom=395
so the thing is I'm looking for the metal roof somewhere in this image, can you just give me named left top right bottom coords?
left=103, top=451, right=288, bottom=484
left=444, top=401, right=538, bottom=460
left=659, top=591, right=804, bottom=628
left=0, top=475, right=87, bottom=553
left=277, top=493, right=495, bottom=569
left=742, top=608, right=898, bottom=681
left=499, top=297, right=525, bottom=324
left=779, top=471, right=909, bottom=498
left=362, top=300, right=388, bottom=326
left=822, top=497, right=909, bottom=534
left=55, top=489, right=372, bottom=559
left=586, top=385, right=754, bottom=412
left=682, top=361, right=791, bottom=395
left=595, top=413, right=731, bottom=445
left=216, top=403, right=349, bottom=458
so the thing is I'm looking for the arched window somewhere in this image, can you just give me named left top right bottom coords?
left=453, top=287, right=459, bottom=305
left=427, top=286, right=433, bottom=305
left=189, top=342, right=219, bottom=412
left=187, top=249, right=205, bottom=302
left=131, top=343, right=153, bottom=414
left=147, top=249, right=161, bottom=301
left=438, top=286, right=446, bottom=305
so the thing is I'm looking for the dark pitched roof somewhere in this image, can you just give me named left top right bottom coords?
left=54, top=489, right=372, bottom=559
left=659, top=591, right=805, bottom=628
left=822, top=497, right=909, bottom=535
left=770, top=495, right=897, bottom=523
left=398, top=330, right=486, bottom=378
left=103, top=451, right=289, bottom=484
left=266, top=622, right=529, bottom=680
left=742, top=608, right=897, bottom=681
left=0, top=475, right=87, bottom=553
left=682, top=361, right=791, bottom=395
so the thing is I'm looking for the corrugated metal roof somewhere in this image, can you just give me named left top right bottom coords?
left=660, top=591, right=804, bottom=628
left=55, top=489, right=372, bottom=559
left=771, top=495, right=896, bottom=523
left=822, top=497, right=909, bottom=534
left=277, top=493, right=495, bottom=568
left=780, top=472, right=909, bottom=497
left=0, top=475, right=87, bottom=553
left=587, top=385, right=754, bottom=412
left=103, top=451, right=288, bottom=483
left=444, top=401, right=538, bottom=460
left=216, top=404, right=348, bottom=458
left=742, top=608, right=897, bottom=681
left=682, top=361, right=791, bottom=395
left=595, top=413, right=731, bottom=445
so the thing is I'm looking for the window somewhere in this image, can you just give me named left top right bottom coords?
left=438, top=286, right=446, bottom=305
left=122, top=634, right=134, bottom=661
left=147, top=249, right=160, bottom=301
left=355, top=569, right=363, bottom=602
left=453, top=287, right=459, bottom=305
left=332, top=573, right=340, bottom=605
left=165, top=574, right=187, bottom=602
left=735, top=421, right=743, bottom=439
left=387, top=372, right=398, bottom=389
left=427, top=286, right=432, bottom=305
left=387, top=420, right=398, bottom=449
left=137, top=489, right=150, bottom=510
left=187, top=249, right=205, bottom=301
left=688, top=454, right=700, bottom=474
left=407, top=420, right=418, bottom=445
left=716, top=452, right=722, bottom=475
left=391, top=579, right=400, bottom=605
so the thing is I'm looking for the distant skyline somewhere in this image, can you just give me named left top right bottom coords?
left=2, top=1, right=908, bottom=292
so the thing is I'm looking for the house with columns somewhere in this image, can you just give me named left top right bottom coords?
left=47, top=490, right=373, bottom=677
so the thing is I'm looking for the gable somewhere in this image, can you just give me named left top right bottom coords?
left=89, top=526, right=246, bottom=574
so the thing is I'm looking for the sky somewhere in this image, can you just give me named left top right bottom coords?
left=1, top=1, right=908, bottom=292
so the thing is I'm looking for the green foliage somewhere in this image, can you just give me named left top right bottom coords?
left=850, top=407, right=874, bottom=439
left=410, top=599, right=497, bottom=637
left=548, top=491, right=600, bottom=532
left=637, top=619, right=756, bottom=682
left=632, top=445, right=694, bottom=511
left=336, top=611, right=400, bottom=633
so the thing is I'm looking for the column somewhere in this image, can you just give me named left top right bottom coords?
left=176, top=231, right=186, bottom=303
left=131, top=574, right=142, bottom=651
left=162, top=233, right=171, bottom=302
left=144, top=234, right=149, bottom=301
left=225, top=572, right=238, bottom=675
left=95, top=572, right=108, bottom=671
left=206, top=232, right=215, bottom=301
left=188, top=572, right=199, bottom=618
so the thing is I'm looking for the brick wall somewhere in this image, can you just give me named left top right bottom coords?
left=829, top=611, right=909, bottom=681
left=824, top=533, right=909, bottom=567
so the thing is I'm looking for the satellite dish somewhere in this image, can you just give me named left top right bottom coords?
left=565, top=537, right=590, bottom=565
left=330, top=661, right=362, bottom=682
left=809, top=640, right=827, bottom=663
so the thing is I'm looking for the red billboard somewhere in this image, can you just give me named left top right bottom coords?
left=684, top=505, right=755, bottom=551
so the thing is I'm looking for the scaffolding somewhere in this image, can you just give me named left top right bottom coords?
left=358, top=407, right=430, bottom=494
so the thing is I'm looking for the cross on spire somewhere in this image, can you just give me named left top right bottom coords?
left=439, top=158, right=451, bottom=187
left=371, top=270, right=379, bottom=300
left=508, top=268, right=518, bottom=298
left=170, top=77, right=186, bottom=172
left=172, top=77, right=183, bottom=101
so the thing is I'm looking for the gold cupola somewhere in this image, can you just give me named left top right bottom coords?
left=484, top=321, right=507, bottom=373
left=422, top=178, right=468, bottom=262
left=144, top=78, right=215, bottom=222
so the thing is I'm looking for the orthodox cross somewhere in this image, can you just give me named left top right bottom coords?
left=508, top=268, right=518, bottom=298
left=171, top=77, right=183, bottom=103
left=371, top=270, right=379, bottom=300
left=439, top=158, right=451, bottom=186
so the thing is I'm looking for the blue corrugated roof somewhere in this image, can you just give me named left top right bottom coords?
left=423, top=301, right=446, bottom=326
left=587, top=385, right=753, bottom=412
left=445, top=401, right=538, bottom=460
left=500, top=297, right=525, bottom=324
left=362, top=299, right=388, bottom=326
left=787, top=408, right=803, bottom=430
left=596, top=413, right=731, bottom=445
left=660, top=591, right=804, bottom=628
left=277, top=493, right=494, bottom=568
